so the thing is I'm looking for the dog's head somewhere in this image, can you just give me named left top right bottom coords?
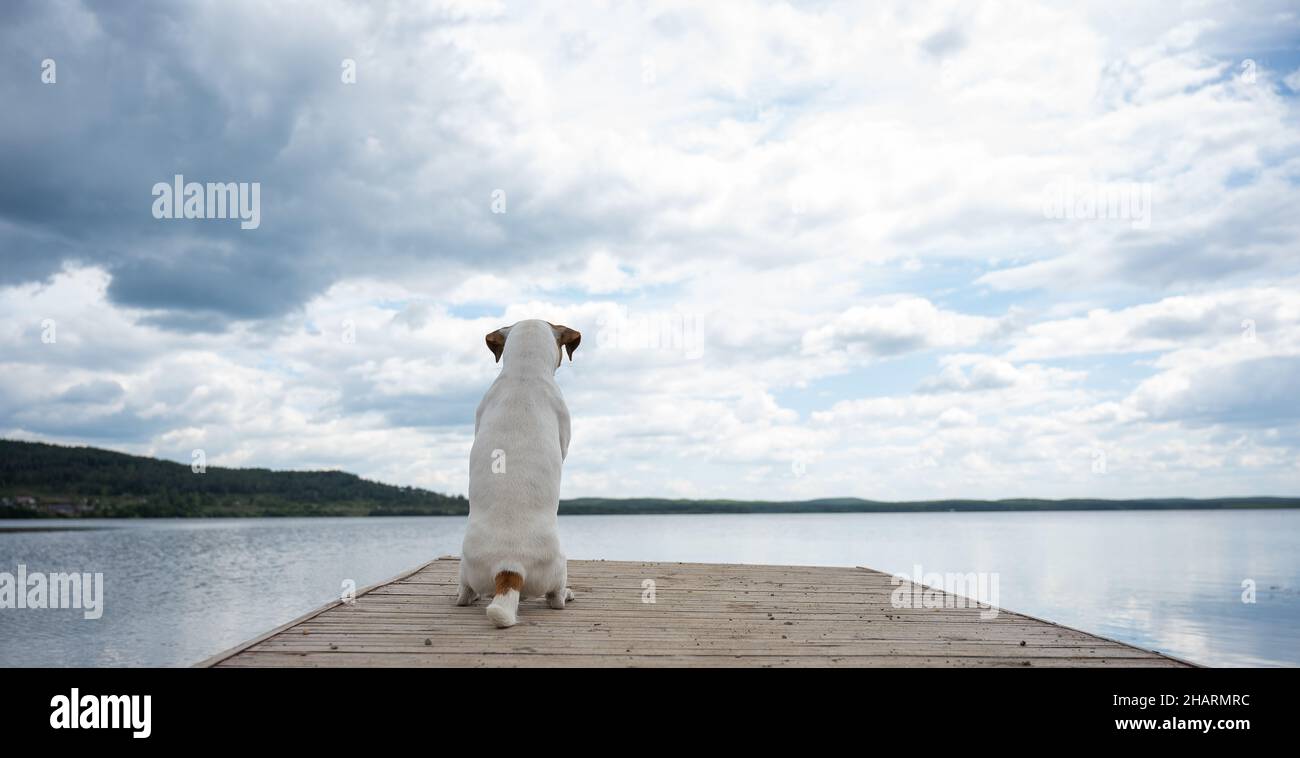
left=485, top=319, right=581, bottom=369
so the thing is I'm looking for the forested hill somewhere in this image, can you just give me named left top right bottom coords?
left=556, top=496, right=1300, bottom=514
left=1, top=440, right=1296, bottom=518
left=0, top=440, right=467, bottom=517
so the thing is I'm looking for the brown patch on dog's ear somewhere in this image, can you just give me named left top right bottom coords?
left=485, top=328, right=507, bottom=363
left=551, top=324, right=581, bottom=362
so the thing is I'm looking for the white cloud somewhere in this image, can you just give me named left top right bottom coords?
left=920, top=354, right=1085, bottom=393
left=1285, top=67, right=1300, bottom=92
left=803, top=298, right=1005, bottom=358
left=1004, top=284, right=1300, bottom=362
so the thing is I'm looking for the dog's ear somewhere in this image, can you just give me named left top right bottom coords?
left=485, top=327, right=509, bottom=363
left=551, top=324, right=581, bottom=362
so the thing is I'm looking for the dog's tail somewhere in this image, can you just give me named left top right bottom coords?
left=485, top=564, right=525, bottom=628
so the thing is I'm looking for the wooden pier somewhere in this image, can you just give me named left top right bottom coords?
left=200, top=557, right=1191, bottom=667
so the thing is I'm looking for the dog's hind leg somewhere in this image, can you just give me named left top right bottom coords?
left=455, top=561, right=478, bottom=606
left=546, top=563, right=573, bottom=609
left=545, top=587, right=574, bottom=609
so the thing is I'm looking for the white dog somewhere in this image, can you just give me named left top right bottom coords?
left=457, top=319, right=581, bottom=628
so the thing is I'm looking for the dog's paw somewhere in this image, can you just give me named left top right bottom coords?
left=546, top=587, right=572, bottom=609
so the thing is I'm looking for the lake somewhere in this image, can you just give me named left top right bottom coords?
left=1, top=510, right=1297, bottom=667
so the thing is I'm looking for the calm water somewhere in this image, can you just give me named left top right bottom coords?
left=1, top=511, right=1297, bottom=667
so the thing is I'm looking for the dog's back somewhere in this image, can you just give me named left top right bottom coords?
left=463, top=371, right=567, bottom=593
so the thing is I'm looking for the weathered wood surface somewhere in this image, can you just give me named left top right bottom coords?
left=201, top=557, right=1192, bottom=668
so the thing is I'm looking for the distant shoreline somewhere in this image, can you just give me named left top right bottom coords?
left=4, top=440, right=1297, bottom=519
left=0, top=525, right=116, bottom=532
left=554, top=496, right=1300, bottom=516
left=3, top=496, right=1298, bottom=521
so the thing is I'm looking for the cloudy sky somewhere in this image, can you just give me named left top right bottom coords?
left=2, top=0, right=1299, bottom=500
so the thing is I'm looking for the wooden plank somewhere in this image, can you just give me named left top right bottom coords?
left=204, top=558, right=1194, bottom=668
left=214, top=651, right=1188, bottom=668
